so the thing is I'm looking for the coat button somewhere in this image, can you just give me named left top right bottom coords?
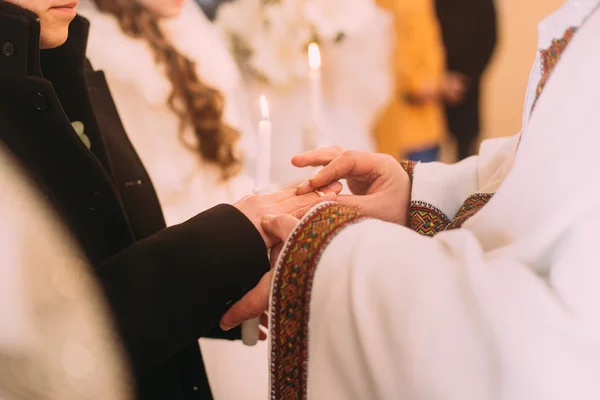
left=30, top=92, right=50, bottom=111
left=2, top=42, right=15, bottom=57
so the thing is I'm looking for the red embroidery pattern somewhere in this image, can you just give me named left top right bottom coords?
left=400, top=160, right=418, bottom=183
left=409, top=201, right=451, bottom=236
left=270, top=203, right=365, bottom=400
left=531, top=26, right=578, bottom=113
left=446, top=193, right=494, bottom=230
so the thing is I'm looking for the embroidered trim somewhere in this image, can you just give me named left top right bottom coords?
left=269, top=203, right=365, bottom=400
left=400, top=160, right=418, bottom=183
left=446, top=193, right=494, bottom=230
left=409, top=201, right=451, bottom=236
left=531, top=27, right=578, bottom=114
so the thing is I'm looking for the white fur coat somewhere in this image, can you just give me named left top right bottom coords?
left=78, top=0, right=256, bottom=227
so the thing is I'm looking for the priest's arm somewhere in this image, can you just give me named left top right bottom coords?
left=403, top=133, right=519, bottom=235
left=268, top=202, right=600, bottom=400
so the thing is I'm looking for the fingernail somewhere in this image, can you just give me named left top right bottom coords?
left=220, top=322, right=233, bottom=331
left=315, top=190, right=325, bottom=197
left=296, top=181, right=311, bottom=193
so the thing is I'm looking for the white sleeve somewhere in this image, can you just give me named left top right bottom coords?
left=305, top=218, right=600, bottom=400
left=405, top=134, right=519, bottom=227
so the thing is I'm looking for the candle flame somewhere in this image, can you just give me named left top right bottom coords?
left=260, top=94, right=269, bottom=120
left=308, top=42, right=321, bottom=70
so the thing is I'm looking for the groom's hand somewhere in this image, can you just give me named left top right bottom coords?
left=234, top=184, right=342, bottom=248
left=220, top=214, right=299, bottom=331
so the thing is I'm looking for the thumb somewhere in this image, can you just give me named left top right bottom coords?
left=220, top=270, right=273, bottom=331
left=261, top=214, right=299, bottom=242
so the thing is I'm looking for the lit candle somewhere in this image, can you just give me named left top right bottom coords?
left=307, top=42, right=323, bottom=149
left=254, top=94, right=272, bottom=194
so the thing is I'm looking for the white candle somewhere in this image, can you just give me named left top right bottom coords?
left=307, top=42, right=323, bottom=149
left=254, top=95, right=272, bottom=194
left=243, top=96, right=271, bottom=346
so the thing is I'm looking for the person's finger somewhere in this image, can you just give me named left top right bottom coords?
left=319, top=181, right=344, bottom=195
left=291, top=146, right=345, bottom=168
left=262, top=214, right=299, bottom=243
left=275, top=189, right=329, bottom=214
left=268, top=188, right=297, bottom=203
left=291, top=192, right=337, bottom=219
left=220, top=270, right=273, bottom=331
left=297, top=153, right=360, bottom=195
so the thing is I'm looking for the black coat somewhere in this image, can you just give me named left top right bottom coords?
left=0, top=2, right=270, bottom=399
left=435, top=0, right=497, bottom=152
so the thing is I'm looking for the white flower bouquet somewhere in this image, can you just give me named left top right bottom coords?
left=215, top=0, right=378, bottom=88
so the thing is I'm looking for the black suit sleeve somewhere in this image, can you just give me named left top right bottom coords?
left=95, top=204, right=269, bottom=377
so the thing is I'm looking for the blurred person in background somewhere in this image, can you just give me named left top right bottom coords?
left=0, top=145, right=131, bottom=400
left=374, top=0, right=452, bottom=162
left=79, top=0, right=257, bottom=226
left=435, top=0, right=497, bottom=160
left=195, top=0, right=230, bottom=21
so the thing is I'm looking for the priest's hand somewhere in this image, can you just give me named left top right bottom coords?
left=220, top=214, right=299, bottom=332
left=293, top=147, right=411, bottom=225
left=234, top=185, right=341, bottom=248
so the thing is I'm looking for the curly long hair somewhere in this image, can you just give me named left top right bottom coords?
left=93, top=0, right=242, bottom=179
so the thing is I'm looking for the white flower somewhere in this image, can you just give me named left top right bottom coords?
left=248, top=4, right=312, bottom=87
left=71, top=121, right=91, bottom=150
left=303, top=0, right=378, bottom=41
left=214, top=0, right=262, bottom=40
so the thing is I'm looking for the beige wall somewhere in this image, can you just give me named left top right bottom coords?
left=481, top=0, right=565, bottom=139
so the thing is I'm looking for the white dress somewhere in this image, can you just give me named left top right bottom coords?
left=268, top=1, right=600, bottom=398
left=78, top=2, right=268, bottom=399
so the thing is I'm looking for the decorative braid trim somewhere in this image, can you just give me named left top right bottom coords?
left=269, top=203, right=366, bottom=400
left=409, top=200, right=451, bottom=236
left=400, top=160, right=418, bottom=183
left=446, top=193, right=494, bottom=230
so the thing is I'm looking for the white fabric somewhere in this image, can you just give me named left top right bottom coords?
left=293, top=1, right=600, bottom=398
left=0, top=147, right=131, bottom=400
left=78, top=3, right=268, bottom=399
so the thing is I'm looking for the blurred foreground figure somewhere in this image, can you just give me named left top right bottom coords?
left=0, top=147, right=131, bottom=400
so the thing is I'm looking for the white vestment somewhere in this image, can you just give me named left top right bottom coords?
left=0, top=147, right=131, bottom=400
left=268, top=1, right=600, bottom=399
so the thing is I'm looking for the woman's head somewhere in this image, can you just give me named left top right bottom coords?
left=5, top=0, right=78, bottom=48
left=92, top=0, right=242, bottom=179
left=136, top=0, right=185, bottom=19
